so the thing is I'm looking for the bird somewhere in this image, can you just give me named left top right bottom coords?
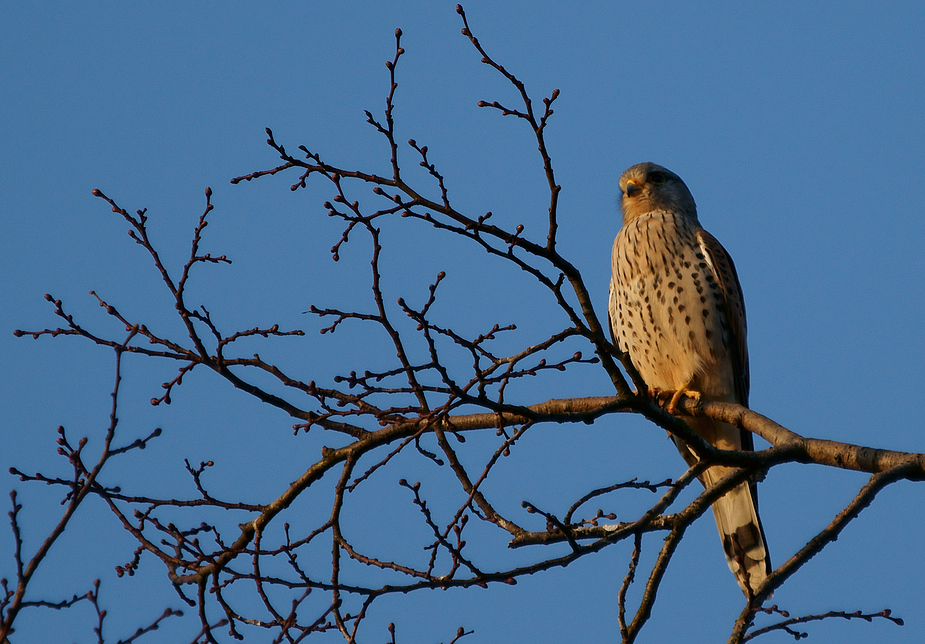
left=607, top=162, right=770, bottom=595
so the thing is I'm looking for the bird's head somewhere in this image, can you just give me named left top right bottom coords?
left=618, top=162, right=698, bottom=224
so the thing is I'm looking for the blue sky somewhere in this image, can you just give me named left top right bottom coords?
left=2, top=2, right=923, bottom=642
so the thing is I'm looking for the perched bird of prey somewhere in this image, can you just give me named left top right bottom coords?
left=608, top=162, right=770, bottom=595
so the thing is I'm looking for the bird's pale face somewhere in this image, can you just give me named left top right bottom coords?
left=619, top=162, right=698, bottom=224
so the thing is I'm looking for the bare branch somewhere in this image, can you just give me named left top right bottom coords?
left=7, top=6, right=920, bottom=643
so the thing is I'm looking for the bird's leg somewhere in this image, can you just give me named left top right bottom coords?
left=666, top=386, right=701, bottom=415
left=648, top=387, right=672, bottom=405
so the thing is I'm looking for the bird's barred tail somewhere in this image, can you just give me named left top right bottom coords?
left=675, top=419, right=771, bottom=596
left=704, top=474, right=770, bottom=595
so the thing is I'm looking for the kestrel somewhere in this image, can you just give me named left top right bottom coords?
left=608, top=162, right=770, bottom=595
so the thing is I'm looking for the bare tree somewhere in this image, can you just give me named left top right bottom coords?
left=5, top=6, right=922, bottom=643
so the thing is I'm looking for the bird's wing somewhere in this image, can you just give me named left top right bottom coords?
left=607, top=279, right=620, bottom=350
left=696, top=230, right=749, bottom=408
left=607, top=237, right=625, bottom=352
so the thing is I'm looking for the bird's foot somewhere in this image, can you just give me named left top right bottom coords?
left=648, top=387, right=672, bottom=406
left=666, top=387, right=701, bottom=415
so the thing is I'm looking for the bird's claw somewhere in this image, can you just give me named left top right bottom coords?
left=651, top=387, right=701, bottom=414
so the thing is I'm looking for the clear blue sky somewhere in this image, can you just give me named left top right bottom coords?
left=2, top=2, right=923, bottom=642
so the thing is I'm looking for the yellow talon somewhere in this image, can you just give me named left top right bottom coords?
left=666, top=387, right=701, bottom=415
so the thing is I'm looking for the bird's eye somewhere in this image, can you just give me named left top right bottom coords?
left=648, top=172, right=667, bottom=185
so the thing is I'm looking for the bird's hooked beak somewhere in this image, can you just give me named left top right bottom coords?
left=624, top=180, right=642, bottom=199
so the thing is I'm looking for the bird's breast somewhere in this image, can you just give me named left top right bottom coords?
left=610, top=212, right=734, bottom=396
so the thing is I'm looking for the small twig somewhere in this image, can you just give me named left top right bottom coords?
left=744, top=607, right=903, bottom=642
